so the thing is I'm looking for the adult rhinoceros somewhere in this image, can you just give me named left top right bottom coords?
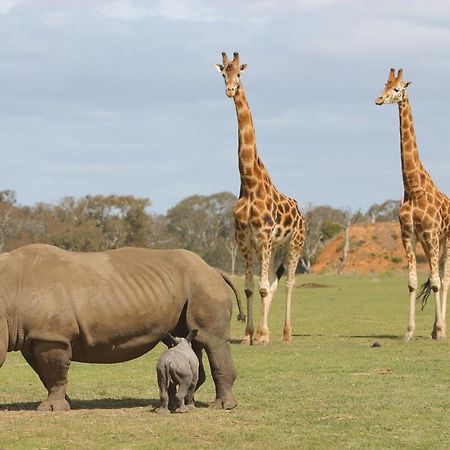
left=0, top=244, right=245, bottom=411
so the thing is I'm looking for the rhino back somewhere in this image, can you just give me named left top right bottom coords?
left=2, top=244, right=204, bottom=363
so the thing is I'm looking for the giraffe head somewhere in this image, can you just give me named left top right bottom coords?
left=375, top=68, right=412, bottom=105
left=215, top=51, right=247, bottom=98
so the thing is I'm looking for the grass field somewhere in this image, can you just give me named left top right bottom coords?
left=1, top=273, right=450, bottom=449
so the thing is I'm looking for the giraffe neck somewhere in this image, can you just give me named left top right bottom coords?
left=398, top=95, right=426, bottom=197
left=233, top=85, right=271, bottom=195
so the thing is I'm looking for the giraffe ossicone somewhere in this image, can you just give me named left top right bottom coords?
left=216, top=51, right=305, bottom=345
left=376, top=68, right=449, bottom=341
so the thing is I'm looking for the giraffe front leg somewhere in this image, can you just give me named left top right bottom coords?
left=257, top=238, right=272, bottom=298
left=402, top=232, right=417, bottom=341
left=236, top=229, right=254, bottom=345
left=255, top=242, right=277, bottom=346
left=242, top=268, right=255, bottom=345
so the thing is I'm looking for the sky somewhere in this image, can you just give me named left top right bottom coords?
left=1, top=0, right=450, bottom=214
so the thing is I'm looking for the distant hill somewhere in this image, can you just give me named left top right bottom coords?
left=312, top=222, right=428, bottom=274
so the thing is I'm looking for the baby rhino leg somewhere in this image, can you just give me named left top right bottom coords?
left=171, top=367, right=197, bottom=414
left=155, top=365, right=170, bottom=415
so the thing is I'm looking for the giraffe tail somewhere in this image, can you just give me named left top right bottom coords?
left=215, top=268, right=246, bottom=322
left=276, top=263, right=285, bottom=280
left=417, top=278, right=432, bottom=311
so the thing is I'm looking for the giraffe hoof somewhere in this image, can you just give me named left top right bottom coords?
left=254, top=336, right=269, bottom=346
left=259, top=288, right=268, bottom=297
left=431, top=330, right=446, bottom=340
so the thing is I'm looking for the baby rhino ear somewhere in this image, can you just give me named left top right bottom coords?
left=162, top=333, right=179, bottom=348
left=186, top=329, right=198, bottom=343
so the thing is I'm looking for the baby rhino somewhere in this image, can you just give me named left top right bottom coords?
left=156, top=330, right=199, bottom=414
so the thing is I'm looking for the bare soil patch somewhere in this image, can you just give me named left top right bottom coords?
left=312, top=222, right=427, bottom=274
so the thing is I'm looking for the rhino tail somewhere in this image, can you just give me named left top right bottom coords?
left=215, top=268, right=246, bottom=322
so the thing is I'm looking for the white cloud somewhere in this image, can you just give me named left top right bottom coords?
left=305, top=18, right=450, bottom=59
left=0, top=0, right=19, bottom=14
left=97, top=0, right=223, bottom=22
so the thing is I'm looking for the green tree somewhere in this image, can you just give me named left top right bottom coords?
left=301, top=204, right=345, bottom=272
left=366, top=199, right=401, bottom=223
left=165, top=192, right=238, bottom=271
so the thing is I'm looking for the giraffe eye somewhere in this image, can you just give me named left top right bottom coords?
left=393, top=88, right=400, bottom=93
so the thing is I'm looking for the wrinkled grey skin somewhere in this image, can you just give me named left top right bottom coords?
left=156, top=330, right=199, bottom=414
left=0, top=244, right=244, bottom=411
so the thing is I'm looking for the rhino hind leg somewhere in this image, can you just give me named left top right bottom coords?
left=185, top=379, right=198, bottom=410
left=174, top=377, right=191, bottom=413
left=155, top=368, right=171, bottom=414
left=0, top=324, right=7, bottom=368
left=30, top=340, right=71, bottom=411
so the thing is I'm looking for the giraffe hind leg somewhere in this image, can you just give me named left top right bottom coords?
left=421, top=232, right=445, bottom=339
left=282, top=234, right=303, bottom=342
left=439, top=236, right=450, bottom=338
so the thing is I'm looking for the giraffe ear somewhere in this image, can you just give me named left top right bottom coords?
left=404, top=81, right=412, bottom=88
left=240, top=64, right=248, bottom=72
left=215, top=64, right=224, bottom=73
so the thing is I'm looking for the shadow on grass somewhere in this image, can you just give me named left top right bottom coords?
left=292, top=334, right=325, bottom=338
left=345, top=334, right=403, bottom=340
left=293, top=333, right=432, bottom=341
left=1, top=397, right=210, bottom=411
left=345, top=334, right=433, bottom=341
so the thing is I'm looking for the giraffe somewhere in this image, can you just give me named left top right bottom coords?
left=375, top=68, right=450, bottom=340
left=215, top=52, right=305, bottom=345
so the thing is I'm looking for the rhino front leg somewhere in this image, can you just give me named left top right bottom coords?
left=205, top=342, right=237, bottom=410
left=31, top=340, right=71, bottom=412
left=191, top=341, right=205, bottom=393
left=21, top=351, right=72, bottom=407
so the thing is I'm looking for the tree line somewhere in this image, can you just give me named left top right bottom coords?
left=0, top=189, right=400, bottom=274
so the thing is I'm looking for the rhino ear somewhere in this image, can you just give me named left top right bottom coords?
left=186, top=329, right=198, bottom=343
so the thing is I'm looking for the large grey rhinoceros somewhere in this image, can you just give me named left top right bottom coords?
left=0, top=243, right=245, bottom=411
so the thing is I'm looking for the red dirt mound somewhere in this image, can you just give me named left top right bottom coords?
left=312, top=222, right=428, bottom=274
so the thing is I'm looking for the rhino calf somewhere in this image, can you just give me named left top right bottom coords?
left=156, top=330, right=199, bottom=414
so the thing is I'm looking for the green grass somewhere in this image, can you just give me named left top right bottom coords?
left=1, top=273, right=450, bottom=449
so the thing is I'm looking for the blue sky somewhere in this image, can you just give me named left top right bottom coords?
left=1, top=0, right=450, bottom=214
